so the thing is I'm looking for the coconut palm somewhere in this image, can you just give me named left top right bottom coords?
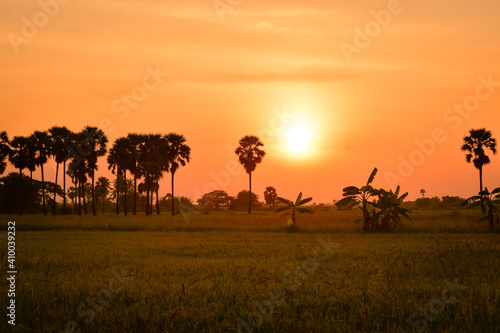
left=32, top=130, right=52, bottom=216
left=81, top=126, right=108, bottom=216
left=275, top=192, right=314, bottom=232
left=461, top=128, right=497, bottom=212
left=235, top=135, right=265, bottom=214
left=48, top=126, right=72, bottom=215
left=8, top=136, right=30, bottom=215
left=165, top=133, right=190, bottom=216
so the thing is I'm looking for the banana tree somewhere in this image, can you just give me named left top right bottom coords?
left=275, top=192, right=314, bottom=231
left=335, top=167, right=380, bottom=231
left=461, top=187, right=500, bottom=229
left=372, top=186, right=411, bottom=230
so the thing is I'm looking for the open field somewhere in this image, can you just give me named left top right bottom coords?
left=1, top=211, right=499, bottom=332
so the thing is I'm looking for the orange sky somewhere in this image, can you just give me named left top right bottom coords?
left=2, top=0, right=500, bottom=203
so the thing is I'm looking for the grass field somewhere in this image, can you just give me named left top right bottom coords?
left=1, top=210, right=499, bottom=332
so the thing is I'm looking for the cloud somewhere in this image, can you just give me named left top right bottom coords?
left=254, top=20, right=324, bottom=37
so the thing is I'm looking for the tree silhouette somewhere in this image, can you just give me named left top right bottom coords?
left=49, top=126, right=72, bottom=215
left=235, top=135, right=265, bottom=214
left=82, top=126, right=108, bottom=216
left=275, top=192, right=314, bottom=232
left=95, top=176, right=111, bottom=213
left=25, top=135, right=38, bottom=213
left=461, top=128, right=497, bottom=212
left=32, top=130, right=51, bottom=216
left=8, top=136, right=30, bottom=215
left=67, top=131, right=88, bottom=216
left=0, top=131, right=10, bottom=176
left=127, top=133, right=143, bottom=215
left=108, top=137, right=129, bottom=215
left=264, top=186, right=278, bottom=209
left=165, top=133, right=191, bottom=216
left=197, top=190, right=231, bottom=211
left=138, top=134, right=165, bottom=215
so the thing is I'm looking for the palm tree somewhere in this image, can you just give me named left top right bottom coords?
left=235, top=135, right=265, bottom=214
left=127, top=133, right=143, bottom=215
left=165, top=133, right=190, bottom=216
left=48, top=126, right=72, bottom=215
left=81, top=126, right=108, bottom=216
left=8, top=136, right=29, bottom=215
left=138, top=134, right=164, bottom=215
left=25, top=136, right=37, bottom=214
left=461, top=128, right=497, bottom=212
left=0, top=131, right=10, bottom=175
left=32, top=130, right=52, bottom=216
left=67, top=131, right=89, bottom=216
left=95, top=177, right=111, bottom=213
left=108, top=138, right=129, bottom=215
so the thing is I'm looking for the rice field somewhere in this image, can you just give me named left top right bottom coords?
left=0, top=210, right=499, bottom=332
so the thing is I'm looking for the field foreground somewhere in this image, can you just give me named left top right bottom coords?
left=0, top=211, right=499, bottom=332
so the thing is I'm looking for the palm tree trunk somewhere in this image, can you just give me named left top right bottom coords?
left=116, top=172, right=120, bottom=215
left=83, top=184, right=88, bottom=215
left=78, top=180, right=82, bottom=216
left=248, top=171, right=252, bottom=214
left=18, top=168, right=22, bottom=215
left=52, top=162, right=59, bottom=215
left=30, top=171, right=34, bottom=214
left=480, top=167, right=485, bottom=213
left=171, top=172, right=175, bottom=216
left=92, top=173, right=97, bottom=216
left=41, top=164, right=46, bottom=216
left=123, top=170, right=127, bottom=216
left=63, top=161, right=67, bottom=214
left=150, top=188, right=153, bottom=214
left=73, top=177, right=77, bottom=215
left=145, top=184, right=149, bottom=216
left=133, top=175, right=137, bottom=215
left=156, top=186, right=160, bottom=215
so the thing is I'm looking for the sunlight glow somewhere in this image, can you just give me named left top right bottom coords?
left=285, top=123, right=313, bottom=154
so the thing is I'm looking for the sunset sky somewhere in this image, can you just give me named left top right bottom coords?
left=2, top=0, right=500, bottom=203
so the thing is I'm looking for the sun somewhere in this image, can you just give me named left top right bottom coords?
left=285, top=123, right=313, bottom=154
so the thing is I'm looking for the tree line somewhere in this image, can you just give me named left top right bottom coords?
left=0, top=127, right=190, bottom=216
